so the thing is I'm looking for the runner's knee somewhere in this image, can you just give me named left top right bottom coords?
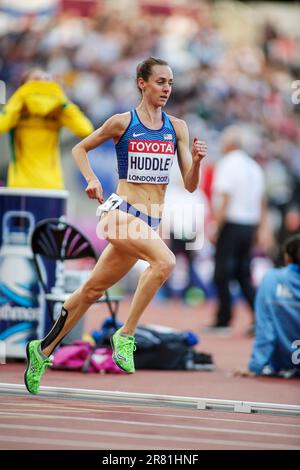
left=80, top=279, right=104, bottom=303
left=152, top=253, right=176, bottom=282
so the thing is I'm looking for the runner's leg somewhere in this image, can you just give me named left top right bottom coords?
left=101, top=210, right=176, bottom=336
left=41, top=244, right=138, bottom=356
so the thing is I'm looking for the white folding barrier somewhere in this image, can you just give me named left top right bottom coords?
left=0, top=382, right=299, bottom=417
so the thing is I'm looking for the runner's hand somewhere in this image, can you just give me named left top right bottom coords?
left=85, top=179, right=104, bottom=203
left=192, top=138, right=207, bottom=163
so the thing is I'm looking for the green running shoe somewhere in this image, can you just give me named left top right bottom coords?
left=24, top=340, right=52, bottom=395
left=111, top=329, right=136, bottom=373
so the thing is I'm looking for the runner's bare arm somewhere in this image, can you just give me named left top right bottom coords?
left=72, top=113, right=130, bottom=203
left=172, top=118, right=207, bottom=192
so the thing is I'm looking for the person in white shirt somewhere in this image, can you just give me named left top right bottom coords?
left=211, top=125, right=267, bottom=330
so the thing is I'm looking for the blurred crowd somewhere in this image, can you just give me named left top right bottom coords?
left=1, top=1, right=300, bottom=293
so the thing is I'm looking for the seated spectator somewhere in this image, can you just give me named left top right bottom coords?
left=237, top=234, right=300, bottom=378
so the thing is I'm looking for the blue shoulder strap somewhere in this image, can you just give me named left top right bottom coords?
left=131, top=109, right=139, bottom=126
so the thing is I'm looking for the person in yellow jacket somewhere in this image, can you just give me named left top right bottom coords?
left=0, top=69, right=94, bottom=189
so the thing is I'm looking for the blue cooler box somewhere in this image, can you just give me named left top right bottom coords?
left=0, top=188, right=68, bottom=358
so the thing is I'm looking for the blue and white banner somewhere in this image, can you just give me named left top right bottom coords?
left=0, top=188, right=67, bottom=358
left=0, top=0, right=58, bottom=16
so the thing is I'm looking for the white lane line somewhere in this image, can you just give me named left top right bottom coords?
left=0, top=423, right=299, bottom=450
left=0, top=412, right=299, bottom=441
left=0, top=435, right=167, bottom=450
left=1, top=401, right=300, bottom=428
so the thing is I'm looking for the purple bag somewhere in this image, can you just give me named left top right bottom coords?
left=52, top=340, right=123, bottom=374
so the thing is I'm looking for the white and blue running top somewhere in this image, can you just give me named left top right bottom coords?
left=115, top=109, right=177, bottom=185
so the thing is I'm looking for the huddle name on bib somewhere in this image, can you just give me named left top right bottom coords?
left=127, top=139, right=174, bottom=185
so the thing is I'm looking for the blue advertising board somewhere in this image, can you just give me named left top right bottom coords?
left=0, top=188, right=68, bottom=358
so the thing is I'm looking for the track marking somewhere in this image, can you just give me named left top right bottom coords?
left=1, top=401, right=300, bottom=428
left=1, top=423, right=299, bottom=449
left=0, top=412, right=299, bottom=441
left=0, top=435, right=167, bottom=450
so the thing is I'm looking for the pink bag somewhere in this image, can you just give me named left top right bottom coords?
left=52, top=340, right=123, bottom=374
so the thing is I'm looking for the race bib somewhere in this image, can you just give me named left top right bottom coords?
left=96, top=193, right=123, bottom=217
left=127, top=140, right=174, bottom=184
